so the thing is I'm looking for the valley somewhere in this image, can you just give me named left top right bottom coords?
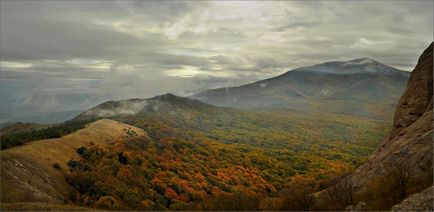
left=1, top=83, right=393, bottom=210
left=1, top=46, right=432, bottom=211
left=1, top=1, right=433, bottom=211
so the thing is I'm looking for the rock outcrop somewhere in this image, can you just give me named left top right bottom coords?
left=392, top=186, right=433, bottom=211
left=391, top=43, right=433, bottom=138
left=314, top=42, right=433, bottom=210
left=353, top=43, right=433, bottom=188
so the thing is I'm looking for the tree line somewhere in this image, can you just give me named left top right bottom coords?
left=0, top=119, right=96, bottom=150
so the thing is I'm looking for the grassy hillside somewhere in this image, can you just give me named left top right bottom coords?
left=0, top=119, right=146, bottom=204
left=0, top=203, right=94, bottom=211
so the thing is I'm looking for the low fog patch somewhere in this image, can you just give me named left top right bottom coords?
left=85, top=100, right=148, bottom=117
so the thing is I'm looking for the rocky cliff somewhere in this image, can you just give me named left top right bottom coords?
left=314, top=43, right=433, bottom=210
left=391, top=43, right=433, bottom=138
left=354, top=43, right=433, bottom=187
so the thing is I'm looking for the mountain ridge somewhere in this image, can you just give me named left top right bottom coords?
left=72, top=93, right=215, bottom=122
left=289, top=57, right=409, bottom=76
left=192, top=58, right=409, bottom=119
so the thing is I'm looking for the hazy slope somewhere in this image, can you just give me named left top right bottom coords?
left=192, top=58, right=410, bottom=119
left=63, top=94, right=392, bottom=210
left=0, top=119, right=147, bottom=203
left=70, top=93, right=391, bottom=184
left=71, top=93, right=388, bottom=156
left=0, top=110, right=82, bottom=125
left=0, top=122, right=53, bottom=136
left=72, top=93, right=215, bottom=122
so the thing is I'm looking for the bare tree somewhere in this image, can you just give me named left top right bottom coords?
left=282, top=182, right=316, bottom=211
left=324, top=175, right=353, bottom=207
left=418, top=157, right=433, bottom=185
left=383, top=162, right=416, bottom=204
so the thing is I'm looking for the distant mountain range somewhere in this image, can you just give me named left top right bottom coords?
left=0, top=110, right=81, bottom=125
left=192, top=58, right=410, bottom=119
left=2, top=58, right=410, bottom=125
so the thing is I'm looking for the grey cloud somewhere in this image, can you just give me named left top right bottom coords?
left=179, top=27, right=246, bottom=42
left=0, top=0, right=432, bottom=123
left=0, top=18, right=166, bottom=61
left=272, top=20, right=321, bottom=32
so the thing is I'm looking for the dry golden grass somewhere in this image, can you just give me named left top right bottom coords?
left=0, top=119, right=146, bottom=205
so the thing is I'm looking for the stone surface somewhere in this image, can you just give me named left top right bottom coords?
left=391, top=43, right=433, bottom=138
left=314, top=42, right=434, bottom=210
left=392, top=186, right=433, bottom=211
left=345, top=201, right=367, bottom=211
left=351, top=43, right=433, bottom=188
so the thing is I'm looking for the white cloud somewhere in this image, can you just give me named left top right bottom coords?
left=0, top=61, right=33, bottom=69
left=350, top=38, right=395, bottom=49
left=164, top=66, right=237, bottom=78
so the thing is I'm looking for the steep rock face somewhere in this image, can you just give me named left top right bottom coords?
left=352, top=43, right=433, bottom=188
left=391, top=43, right=433, bottom=138
left=314, top=43, right=433, bottom=209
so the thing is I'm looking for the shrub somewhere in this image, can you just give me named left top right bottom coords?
left=67, top=159, right=78, bottom=168
left=96, top=196, right=119, bottom=210
left=382, top=162, right=416, bottom=204
left=52, top=162, right=61, bottom=170
left=281, top=182, right=316, bottom=211
left=76, top=146, right=92, bottom=160
left=204, top=191, right=261, bottom=211
left=118, top=152, right=128, bottom=165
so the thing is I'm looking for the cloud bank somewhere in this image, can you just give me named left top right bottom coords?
left=0, top=0, right=432, bottom=122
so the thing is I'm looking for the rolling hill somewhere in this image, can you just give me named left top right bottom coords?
left=192, top=58, right=410, bottom=119
left=0, top=119, right=147, bottom=204
left=54, top=92, right=392, bottom=209
left=72, top=93, right=388, bottom=160
left=1, top=92, right=392, bottom=210
left=0, top=122, right=53, bottom=136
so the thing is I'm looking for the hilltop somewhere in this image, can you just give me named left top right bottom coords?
left=1, top=119, right=147, bottom=204
left=72, top=93, right=214, bottom=122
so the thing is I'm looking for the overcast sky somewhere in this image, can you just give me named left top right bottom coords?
left=0, top=0, right=433, bottom=122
